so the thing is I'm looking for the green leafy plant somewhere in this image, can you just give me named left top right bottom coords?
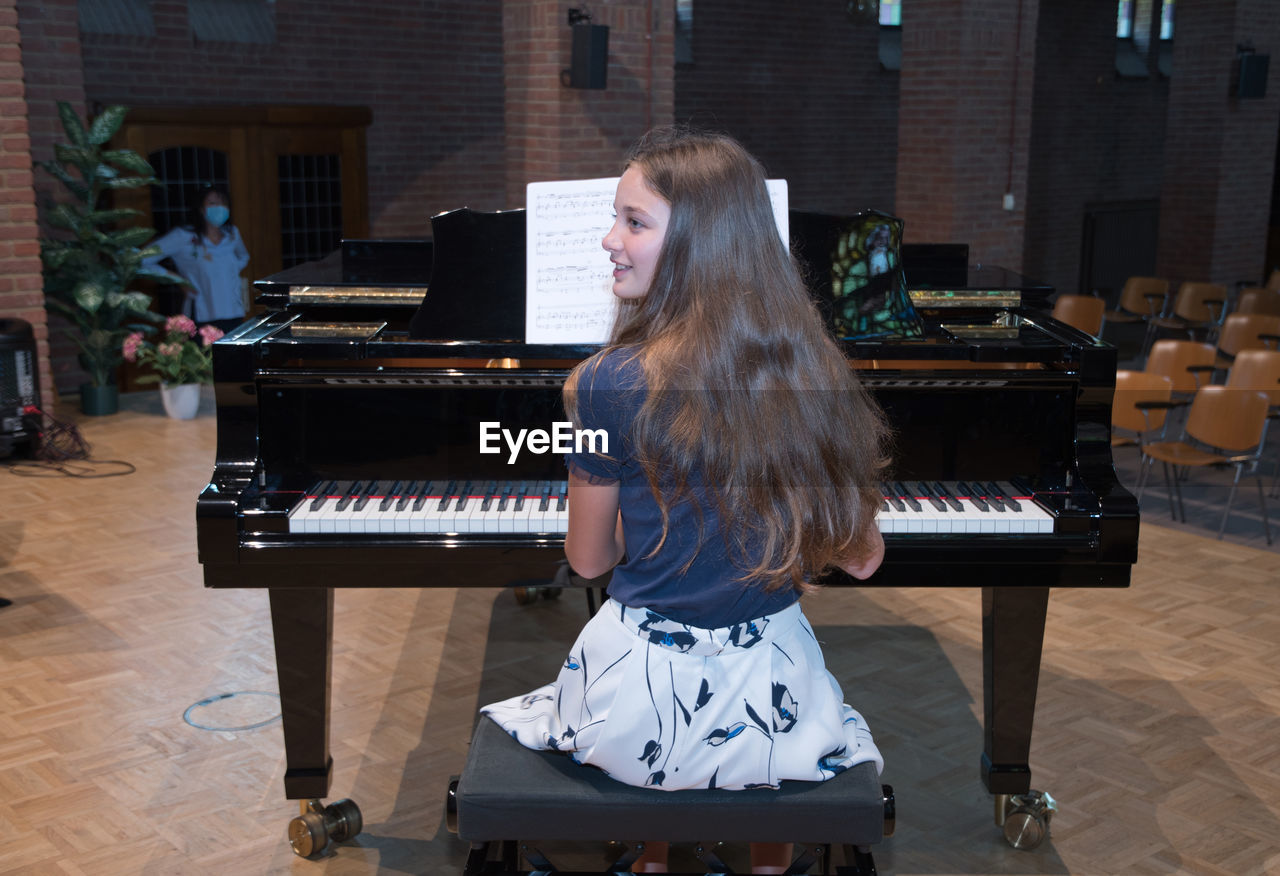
left=38, top=102, right=182, bottom=388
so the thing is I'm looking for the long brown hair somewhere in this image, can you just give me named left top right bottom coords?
left=567, top=127, right=889, bottom=593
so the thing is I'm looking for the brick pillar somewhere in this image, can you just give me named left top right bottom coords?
left=1157, top=0, right=1280, bottom=287
left=895, top=0, right=1040, bottom=271
left=1, top=0, right=50, bottom=406
left=16, top=0, right=86, bottom=397
left=502, top=0, right=674, bottom=208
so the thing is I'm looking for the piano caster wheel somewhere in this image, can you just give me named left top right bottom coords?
left=999, top=790, right=1056, bottom=850
left=288, top=798, right=363, bottom=857
left=513, top=585, right=561, bottom=604
left=446, top=777, right=460, bottom=834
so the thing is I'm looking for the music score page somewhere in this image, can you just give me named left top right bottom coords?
left=525, top=177, right=789, bottom=344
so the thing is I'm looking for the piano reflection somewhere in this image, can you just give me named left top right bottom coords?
left=196, top=207, right=1137, bottom=850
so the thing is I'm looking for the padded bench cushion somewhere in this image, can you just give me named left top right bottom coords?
left=456, top=716, right=885, bottom=845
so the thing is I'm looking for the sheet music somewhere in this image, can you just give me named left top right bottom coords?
left=525, top=177, right=790, bottom=345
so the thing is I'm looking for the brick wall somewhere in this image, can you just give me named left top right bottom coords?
left=504, top=0, right=674, bottom=208
left=895, top=0, right=1040, bottom=271
left=1023, top=0, right=1169, bottom=295
left=0, top=0, right=49, bottom=407
left=1158, top=0, right=1280, bottom=287
left=79, top=0, right=509, bottom=234
left=674, top=0, right=897, bottom=216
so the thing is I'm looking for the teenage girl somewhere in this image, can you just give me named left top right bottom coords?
left=482, top=127, right=889, bottom=873
left=145, top=185, right=250, bottom=333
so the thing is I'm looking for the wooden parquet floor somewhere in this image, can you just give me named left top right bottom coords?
left=1, top=389, right=1279, bottom=875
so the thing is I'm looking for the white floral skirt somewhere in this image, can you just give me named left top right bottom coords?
left=480, top=598, right=883, bottom=791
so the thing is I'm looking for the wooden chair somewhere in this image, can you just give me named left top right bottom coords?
left=1139, top=385, right=1272, bottom=544
left=1226, top=349, right=1280, bottom=497
left=1235, top=287, right=1280, bottom=317
left=1143, top=339, right=1217, bottom=398
left=1102, top=276, right=1169, bottom=356
left=1112, top=370, right=1174, bottom=452
left=1205, top=313, right=1280, bottom=373
left=1148, top=281, right=1229, bottom=345
left=1226, top=349, right=1280, bottom=409
left=1051, top=293, right=1105, bottom=336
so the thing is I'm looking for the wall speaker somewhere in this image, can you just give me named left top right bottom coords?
left=1234, top=52, right=1269, bottom=99
left=568, top=24, right=608, bottom=89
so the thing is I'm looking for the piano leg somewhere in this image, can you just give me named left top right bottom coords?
left=269, top=587, right=334, bottom=799
left=979, top=585, right=1048, bottom=796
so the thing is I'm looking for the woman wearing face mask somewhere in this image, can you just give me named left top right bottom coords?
left=144, top=185, right=251, bottom=333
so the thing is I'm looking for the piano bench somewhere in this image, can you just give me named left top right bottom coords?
left=447, top=717, right=892, bottom=875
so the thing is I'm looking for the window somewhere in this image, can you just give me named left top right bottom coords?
left=879, top=0, right=901, bottom=72
left=1115, top=0, right=1135, bottom=39
left=675, top=0, right=693, bottom=65
left=78, top=0, right=155, bottom=37
left=188, top=0, right=275, bottom=44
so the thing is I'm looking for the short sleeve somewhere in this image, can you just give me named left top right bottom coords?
left=565, top=350, right=643, bottom=485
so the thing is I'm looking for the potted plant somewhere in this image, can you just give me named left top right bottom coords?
left=37, top=102, right=183, bottom=415
left=122, top=315, right=223, bottom=419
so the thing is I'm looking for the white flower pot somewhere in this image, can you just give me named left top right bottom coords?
left=160, top=382, right=201, bottom=420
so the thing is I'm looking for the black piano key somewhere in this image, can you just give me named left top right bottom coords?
left=380, top=480, right=403, bottom=512
left=991, top=481, right=1022, bottom=511
left=513, top=480, right=530, bottom=512
left=536, top=479, right=552, bottom=512
left=958, top=481, right=988, bottom=511
left=353, top=480, right=380, bottom=512
left=310, top=479, right=338, bottom=511
left=438, top=480, right=458, bottom=512
left=397, top=480, right=420, bottom=512
left=414, top=480, right=440, bottom=512
left=984, top=484, right=1006, bottom=512
left=497, top=481, right=514, bottom=512
left=894, top=481, right=922, bottom=512
left=932, top=481, right=964, bottom=512
left=882, top=482, right=906, bottom=513
left=917, top=481, right=946, bottom=512
left=335, top=480, right=362, bottom=512
left=454, top=480, right=473, bottom=512
left=480, top=480, right=498, bottom=511
left=556, top=479, right=568, bottom=511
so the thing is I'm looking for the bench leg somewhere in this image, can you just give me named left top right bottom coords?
left=839, top=844, right=878, bottom=876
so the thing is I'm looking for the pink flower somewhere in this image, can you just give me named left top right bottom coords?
left=198, top=325, right=224, bottom=347
left=157, top=342, right=182, bottom=358
left=122, top=332, right=144, bottom=362
left=165, top=315, right=197, bottom=337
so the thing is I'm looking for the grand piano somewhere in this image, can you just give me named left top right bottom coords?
left=196, top=208, right=1138, bottom=853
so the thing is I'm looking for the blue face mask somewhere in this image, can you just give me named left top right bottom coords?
left=205, top=205, right=230, bottom=227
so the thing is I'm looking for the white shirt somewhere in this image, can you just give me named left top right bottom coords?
left=145, top=225, right=250, bottom=322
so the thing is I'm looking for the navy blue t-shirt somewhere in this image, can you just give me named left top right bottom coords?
left=566, top=347, right=800, bottom=628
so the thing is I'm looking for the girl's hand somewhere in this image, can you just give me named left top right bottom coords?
left=840, top=527, right=884, bottom=580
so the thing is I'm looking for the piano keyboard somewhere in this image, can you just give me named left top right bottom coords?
left=287, top=479, right=1054, bottom=535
